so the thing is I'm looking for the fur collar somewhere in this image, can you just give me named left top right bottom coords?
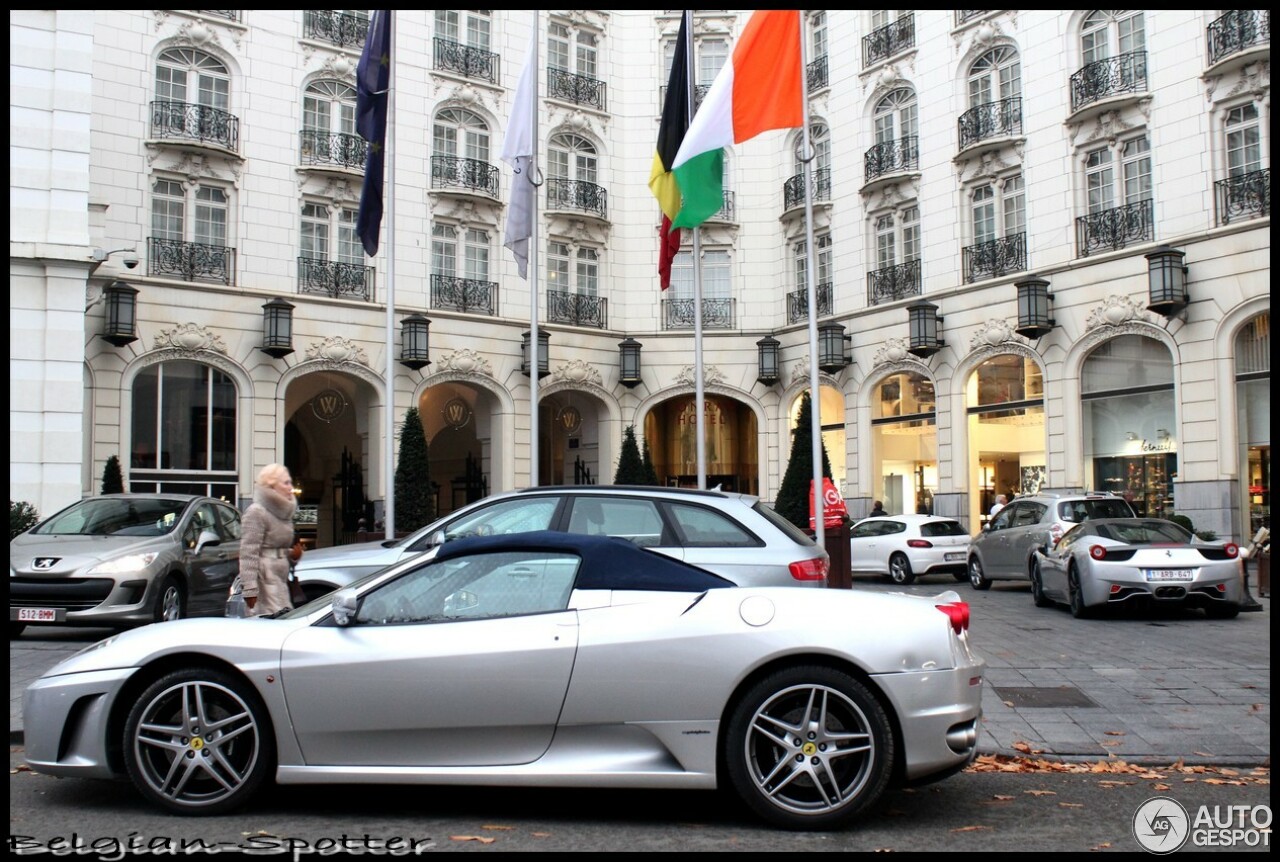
left=253, top=483, right=297, bottom=521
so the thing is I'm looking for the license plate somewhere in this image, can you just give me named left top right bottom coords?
left=16, top=608, right=59, bottom=622
left=945, top=553, right=964, bottom=562
left=1144, top=569, right=1194, bottom=582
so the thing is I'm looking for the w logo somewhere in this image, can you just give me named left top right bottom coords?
left=311, top=388, right=347, bottom=422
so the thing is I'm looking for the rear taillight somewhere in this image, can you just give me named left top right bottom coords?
left=937, top=601, right=970, bottom=635
left=789, top=557, right=829, bottom=581
left=907, top=539, right=933, bottom=548
left=1089, top=544, right=1107, bottom=560
left=1224, top=543, right=1239, bottom=558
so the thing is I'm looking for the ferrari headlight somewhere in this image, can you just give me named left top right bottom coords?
left=88, top=553, right=159, bottom=575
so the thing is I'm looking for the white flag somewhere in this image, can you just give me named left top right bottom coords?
left=501, top=26, right=537, bottom=279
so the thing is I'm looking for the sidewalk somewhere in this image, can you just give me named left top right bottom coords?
left=10, top=586, right=1271, bottom=765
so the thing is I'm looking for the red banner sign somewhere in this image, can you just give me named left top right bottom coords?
left=809, top=478, right=847, bottom=530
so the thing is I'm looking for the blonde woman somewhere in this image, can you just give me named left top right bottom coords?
left=240, top=463, right=297, bottom=616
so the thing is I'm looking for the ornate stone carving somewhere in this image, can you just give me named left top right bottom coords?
left=152, top=323, right=227, bottom=354
left=969, top=318, right=1030, bottom=351
left=552, top=359, right=603, bottom=387
left=872, top=337, right=925, bottom=369
left=1085, top=294, right=1155, bottom=331
left=305, top=336, right=369, bottom=366
left=436, top=348, right=493, bottom=377
left=674, top=365, right=726, bottom=387
left=788, top=358, right=843, bottom=389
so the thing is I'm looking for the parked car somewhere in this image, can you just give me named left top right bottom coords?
left=293, top=485, right=829, bottom=597
left=849, top=514, right=971, bottom=584
left=10, top=494, right=242, bottom=637
left=1031, top=518, right=1243, bottom=619
left=24, top=530, right=984, bottom=830
left=967, top=493, right=1135, bottom=590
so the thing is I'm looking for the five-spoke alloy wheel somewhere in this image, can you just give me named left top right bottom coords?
left=123, top=668, right=273, bottom=815
left=888, top=553, right=916, bottom=585
left=968, top=557, right=992, bottom=591
left=154, top=577, right=186, bottom=623
left=725, top=666, right=894, bottom=830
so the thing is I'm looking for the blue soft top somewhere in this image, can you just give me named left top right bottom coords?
left=433, top=530, right=734, bottom=592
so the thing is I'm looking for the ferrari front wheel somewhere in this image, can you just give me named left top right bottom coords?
left=725, top=666, right=894, bottom=830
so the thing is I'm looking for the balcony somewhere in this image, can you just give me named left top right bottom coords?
left=707, top=190, right=736, bottom=223
left=303, top=10, right=369, bottom=48
left=1215, top=169, right=1270, bottom=226
left=659, top=82, right=710, bottom=114
left=1069, top=51, right=1147, bottom=114
left=150, top=101, right=240, bottom=154
left=787, top=283, right=833, bottom=324
left=863, top=15, right=914, bottom=68
left=431, top=274, right=498, bottom=316
left=547, top=290, right=608, bottom=329
left=864, top=137, right=918, bottom=184
left=1075, top=199, right=1154, bottom=257
left=548, top=67, right=607, bottom=111
left=661, top=298, right=736, bottom=331
left=962, top=233, right=1026, bottom=283
left=147, top=237, right=235, bottom=285
left=196, top=11, right=240, bottom=22
left=867, top=260, right=921, bottom=306
left=955, top=11, right=988, bottom=26
left=433, top=38, right=499, bottom=85
left=546, top=179, right=608, bottom=219
left=430, top=155, right=499, bottom=198
left=957, top=97, right=1022, bottom=153
left=1207, top=10, right=1269, bottom=67
left=783, top=168, right=832, bottom=210
left=807, top=55, right=828, bottom=92
left=297, top=257, right=374, bottom=301
left=300, top=130, right=367, bottom=171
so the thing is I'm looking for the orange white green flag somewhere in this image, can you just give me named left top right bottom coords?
left=670, top=10, right=803, bottom=229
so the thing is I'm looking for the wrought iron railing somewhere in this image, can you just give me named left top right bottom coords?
left=1215, top=169, right=1270, bottom=226
left=196, top=10, right=239, bottom=21
left=956, top=11, right=988, bottom=26
left=1075, top=199, right=1154, bottom=257
left=147, top=237, right=235, bottom=284
left=958, top=97, right=1022, bottom=150
left=546, top=290, right=608, bottom=329
left=150, top=101, right=240, bottom=152
left=303, top=10, right=369, bottom=48
left=963, top=233, right=1026, bottom=283
left=867, top=260, right=921, bottom=306
left=661, top=298, right=736, bottom=330
left=707, top=190, right=736, bottom=222
left=863, top=15, right=914, bottom=67
left=865, top=137, right=918, bottom=182
left=433, top=37, right=499, bottom=84
left=430, top=273, right=498, bottom=315
left=1207, top=10, right=1269, bottom=66
left=787, top=283, right=833, bottom=324
left=1069, top=51, right=1147, bottom=112
left=430, top=155, right=499, bottom=197
left=659, top=82, right=710, bottom=113
left=300, top=130, right=367, bottom=169
left=783, top=168, right=832, bottom=210
left=546, top=178, right=608, bottom=219
left=547, top=67, right=607, bottom=111
left=807, top=55, right=829, bottom=92
left=297, top=257, right=374, bottom=301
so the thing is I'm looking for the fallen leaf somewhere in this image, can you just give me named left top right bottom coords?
left=1059, top=802, right=1085, bottom=808
left=1025, top=790, right=1056, bottom=797
left=951, top=825, right=992, bottom=832
left=1153, top=783, right=1170, bottom=791
left=1251, top=704, right=1264, bottom=712
left=1104, top=730, right=1125, bottom=736
left=1101, top=740, right=1123, bottom=747
left=1194, top=751, right=1214, bottom=757
left=1090, top=843, right=1113, bottom=851
left=10, top=764, right=32, bottom=774
left=993, top=795, right=1015, bottom=801
left=450, top=836, right=497, bottom=844
left=1098, top=780, right=1134, bottom=787
left=1002, top=700, right=1015, bottom=708
left=1013, top=741, right=1033, bottom=753
left=532, top=833, right=552, bottom=838
left=481, top=825, right=515, bottom=831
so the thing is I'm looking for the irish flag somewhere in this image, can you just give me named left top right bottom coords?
left=670, top=10, right=803, bottom=230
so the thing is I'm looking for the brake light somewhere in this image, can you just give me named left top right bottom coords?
left=789, top=557, right=829, bottom=581
left=1089, top=544, right=1107, bottom=560
left=936, top=601, right=970, bottom=635
left=1224, top=543, right=1239, bottom=559
left=907, top=539, right=933, bottom=548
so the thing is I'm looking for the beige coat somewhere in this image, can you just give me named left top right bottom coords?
left=240, top=484, right=297, bottom=616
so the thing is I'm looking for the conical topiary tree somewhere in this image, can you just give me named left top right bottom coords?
left=774, top=390, right=834, bottom=530
left=394, top=406, right=433, bottom=532
left=101, top=455, right=125, bottom=495
left=641, top=437, right=661, bottom=486
left=614, top=425, right=647, bottom=484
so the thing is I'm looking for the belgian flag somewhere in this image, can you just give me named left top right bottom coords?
left=648, top=14, right=690, bottom=290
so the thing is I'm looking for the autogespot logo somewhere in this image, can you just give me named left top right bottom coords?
left=1133, top=797, right=1190, bottom=854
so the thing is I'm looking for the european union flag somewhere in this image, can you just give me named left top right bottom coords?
left=356, top=10, right=391, bottom=257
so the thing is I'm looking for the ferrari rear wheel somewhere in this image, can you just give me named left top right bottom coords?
left=1030, top=562, right=1053, bottom=608
left=123, top=668, right=274, bottom=815
left=726, top=666, right=894, bottom=830
left=1068, top=568, right=1091, bottom=619
left=888, top=553, right=916, bottom=585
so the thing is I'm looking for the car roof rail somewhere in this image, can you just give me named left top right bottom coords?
left=515, top=484, right=730, bottom=498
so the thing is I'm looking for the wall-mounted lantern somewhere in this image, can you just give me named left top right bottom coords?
left=907, top=300, right=945, bottom=358
left=260, top=297, right=296, bottom=358
left=817, top=322, right=852, bottom=373
left=1145, top=246, right=1189, bottom=317
left=521, top=330, right=550, bottom=379
left=101, top=280, right=139, bottom=347
left=756, top=334, right=781, bottom=386
left=1015, top=276, right=1055, bottom=338
left=399, top=313, right=431, bottom=369
left=618, top=337, right=642, bottom=388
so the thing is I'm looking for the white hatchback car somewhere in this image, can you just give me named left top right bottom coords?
left=850, top=514, right=972, bottom=585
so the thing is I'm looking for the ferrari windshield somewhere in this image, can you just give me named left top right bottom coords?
left=32, top=498, right=188, bottom=537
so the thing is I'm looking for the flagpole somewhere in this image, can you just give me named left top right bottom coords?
left=796, top=11, right=825, bottom=547
left=528, top=10, right=541, bottom=487
left=683, top=11, right=707, bottom=490
left=383, top=12, right=397, bottom=542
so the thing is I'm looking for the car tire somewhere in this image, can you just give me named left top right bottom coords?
left=10, top=623, right=26, bottom=639
left=1204, top=604, right=1240, bottom=620
left=154, top=576, right=186, bottom=624
left=888, top=553, right=916, bottom=585
left=968, top=557, right=992, bottom=591
left=725, top=665, right=894, bottom=831
left=1068, top=567, right=1091, bottom=619
left=123, top=667, right=274, bottom=815
left=952, top=572, right=969, bottom=583
left=1030, top=562, right=1053, bottom=608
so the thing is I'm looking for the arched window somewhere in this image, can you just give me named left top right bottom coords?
left=548, top=133, right=597, bottom=183
left=794, top=123, right=831, bottom=174
left=156, top=48, right=229, bottom=111
left=303, top=80, right=356, bottom=136
left=968, top=46, right=1021, bottom=108
left=871, top=371, right=936, bottom=514
left=1080, top=10, right=1145, bottom=64
left=130, top=361, right=237, bottom=498
left=967, top=354, right=1046, bottom=519
left=433, top=108, right=491, bottom=163
left=874, top=88, right=918, bottom=145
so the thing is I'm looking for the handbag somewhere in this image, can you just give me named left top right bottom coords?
left=288, top=569, right=307, bottom=606
left=226, top=577, right=248, bottom=618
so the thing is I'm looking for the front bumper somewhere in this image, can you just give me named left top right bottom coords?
left=24, top=667, right=138, bottom=779
left=872, top=660, right=985, bottom=781
left=10, top=575, right=158, bottom=627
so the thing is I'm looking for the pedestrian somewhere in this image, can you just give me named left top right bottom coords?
left=869, top=500, right=888, bottom=517
left=989, top=494, right=1008, bottom=518
left=241, top=463, right=297, bottom=617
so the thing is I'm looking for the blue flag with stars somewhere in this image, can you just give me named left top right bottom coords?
left=356, top=10, right=391, bottom=257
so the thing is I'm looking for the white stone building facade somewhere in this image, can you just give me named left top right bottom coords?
left=9, top=10, right=1270, bottom=546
